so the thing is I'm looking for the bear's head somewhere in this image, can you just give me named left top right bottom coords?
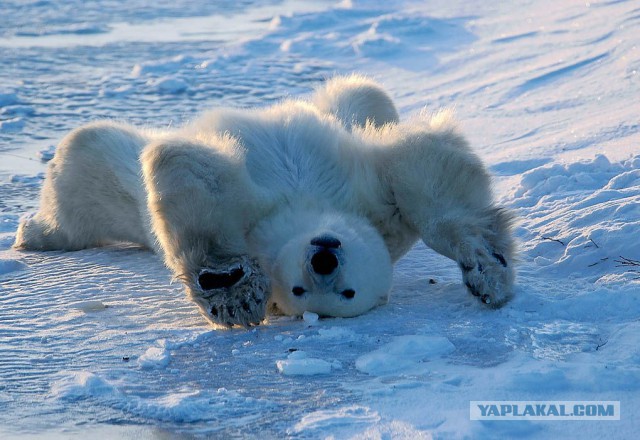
left=255, top=209, right=393, bottom=318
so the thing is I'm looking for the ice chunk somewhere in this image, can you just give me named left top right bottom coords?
left=147, top=76, right=189, bottom=94
left=303, top=311, right=319, bottom=324
left=72, top=300, right=108, bottom=313
left=276, top=350, right=333, bottom=375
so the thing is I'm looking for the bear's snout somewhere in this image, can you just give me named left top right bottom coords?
left=310, top=249, right=339, bottom=275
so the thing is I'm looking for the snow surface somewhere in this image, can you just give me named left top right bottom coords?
left=1, top=0, right=639, bottom=438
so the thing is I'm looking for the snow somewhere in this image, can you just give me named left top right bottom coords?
left=146, top=76, right=190, bottom=94
left=0, top=117, right=24, bottom=133
left=355, top=335, right=455, bottom=376
left=0, top=257, right=27, bottom=275
left=0, top=91, right=19, bottom=107
left=290, top=406, right=381, bottom=435
left=50, top=371, right=275, bottom=424
left=10, top=173, right=45, bottom=186
left=1, top=0, right=639, bottom=438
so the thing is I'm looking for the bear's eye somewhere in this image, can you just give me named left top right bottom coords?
left=292, top=286, right=306, bottom=296
left=340, top=289, right=356, bottom=299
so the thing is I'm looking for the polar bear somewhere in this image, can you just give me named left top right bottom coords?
left=14, top=75, right=515, bottom=327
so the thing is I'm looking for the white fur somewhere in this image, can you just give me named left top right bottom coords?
left=14, top=75, right=515, bottom=326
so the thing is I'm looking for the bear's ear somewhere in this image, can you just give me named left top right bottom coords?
left=311, top=75, right=399, bottom=131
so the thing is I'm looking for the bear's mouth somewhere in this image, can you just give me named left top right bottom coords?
left=198, top=267, right=245, bottom=290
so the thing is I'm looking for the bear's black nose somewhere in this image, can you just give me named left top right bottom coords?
left=310, top=235, right=341, bottom=249
left=311, top=249, right=339, bottom=275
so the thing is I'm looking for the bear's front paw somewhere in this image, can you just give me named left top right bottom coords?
left=459, top=249, right=514, bottom=308
left=187, top=256, right=271, bottom=327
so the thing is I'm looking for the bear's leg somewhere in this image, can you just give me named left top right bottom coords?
left=141, top=137, right=271, bottom=327
left=384, top=119, right=516, bottom=307
left=419, top=207, right=515, bottom=308
left=311, top=75, right=399, bottom=130
left=14, top=121, right=154, bottom=251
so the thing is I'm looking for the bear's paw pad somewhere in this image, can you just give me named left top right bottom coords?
left=190, top=256, right=271, bottom=327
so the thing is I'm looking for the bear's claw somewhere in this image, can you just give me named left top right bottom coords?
left=459, top=247, right=514, bottom=308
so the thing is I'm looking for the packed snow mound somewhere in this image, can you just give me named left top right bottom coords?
left=510, top=155, right=638, bottom=204
left=138, top=342, right=172, bottom=370
left=50, top=371, right=118, bottom=402
left=507, top=154, right=640, bottom=285
left=267, top=5, right=475, bottom=66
